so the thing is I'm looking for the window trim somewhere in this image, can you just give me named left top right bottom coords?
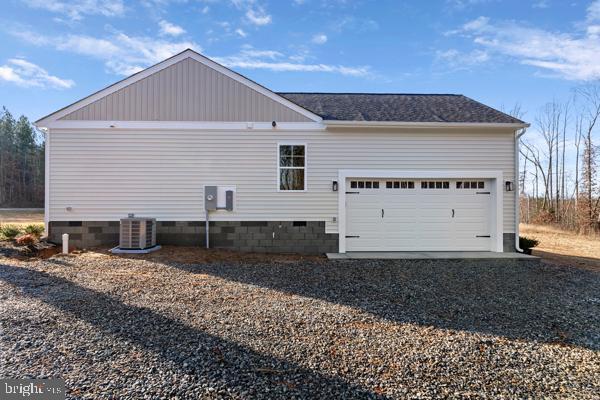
left=277, top=142, right=307, bottom=192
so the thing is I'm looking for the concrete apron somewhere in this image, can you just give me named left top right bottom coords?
left=327, top=251, right=539, bottom=261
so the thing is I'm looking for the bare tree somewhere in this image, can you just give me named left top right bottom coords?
left=575, top=85, right=600, bottom=231
left=574, top=114, right=583, bottom=207
left=533, top=101, right=565, bottom=211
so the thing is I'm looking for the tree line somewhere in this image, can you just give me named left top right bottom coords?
left=0, top=107, right=44, bottom=208
left=518, top=85, right=600, bottom=234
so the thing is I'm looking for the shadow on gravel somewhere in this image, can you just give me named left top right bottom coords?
left=168, top=259, right=600, bottom=350
left=533, top=249, right=600, bottom=272
left=0, top=264, right=386, bottom=399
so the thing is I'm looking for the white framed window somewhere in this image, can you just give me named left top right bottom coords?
left=278, top=144, right=306, bottom=191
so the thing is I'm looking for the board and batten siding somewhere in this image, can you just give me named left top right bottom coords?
left=48, top=127, right=516, bottom=233
left=59, top=58, right=311, bottom=122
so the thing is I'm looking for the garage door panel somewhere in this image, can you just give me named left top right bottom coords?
left=346, top=178, right=492, bottom=251
left=454, top=219, right=487, bottom=227
left=384, top=231, right=417, bottom=240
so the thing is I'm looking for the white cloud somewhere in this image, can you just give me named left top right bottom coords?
left=11, top=27, right=368, bottom=80
left=245, top=8, right=272, bottom=25
left=13, top=29, right=200, bottom=76
left=0, top=58, right=74, bottom=89
left=235, top=28, right=247, bottom=37
left=445, top=12, right=600, bottom=81
left=312, top=34, right=328, bottom=44
left=213, top=47, right=369, bottom=77
left=229, top=1, right=272, bottom=27
left=462, top=16, right=490, bottom=31
left=446, top=0, right=492, bottom=9
left=588, top=24, right=600, bottom=38
left=331, top=16, right=379, bottom=33
left=588, top=0, right=600, bottom=21
left=532, top=0, right=549, bottom=9
left=159, top=20, right=185, bottom=37
left=239, top=47, right=283, bottom=59
left=443, top=15, right=489, bottom=36
left=436, top=48, right=489, bottom=69
left=201, top=5, right=210, bottom=14
left=21, top=0, right=125, bottom=21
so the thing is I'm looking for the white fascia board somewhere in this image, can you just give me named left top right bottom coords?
left=36, top=49, right=322, bottom=127
left=43, top=120, right=325, bottom=131
left=324, top=120, right=530, bottom=129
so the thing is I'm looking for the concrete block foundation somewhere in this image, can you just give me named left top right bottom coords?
left=48, top=221, right=517, bottom=255
left=48, top=220, right=338, bottom=255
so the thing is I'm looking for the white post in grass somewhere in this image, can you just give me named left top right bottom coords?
left=62, top=233, right=69, bottom=254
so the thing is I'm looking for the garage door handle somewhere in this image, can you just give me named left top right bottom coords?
left=452, top=209, right=455, bottom=218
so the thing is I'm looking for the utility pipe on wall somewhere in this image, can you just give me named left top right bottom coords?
left=205, top=210, right=210, bottom=249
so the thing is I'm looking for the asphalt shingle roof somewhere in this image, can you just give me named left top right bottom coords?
left=277, top=93, right=524, bottom=124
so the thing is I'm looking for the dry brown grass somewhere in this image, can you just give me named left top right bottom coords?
left=0, top=209, right=44, bottom=226
left=520, top=223, right=600, bottom=271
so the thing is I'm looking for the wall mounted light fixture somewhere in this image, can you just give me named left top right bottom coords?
left=505, top=181, right=513, bottom=192
left=332, top=180, right=338, bottom=191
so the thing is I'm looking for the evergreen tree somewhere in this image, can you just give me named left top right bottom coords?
left=0, top=107, right=45, bottom=207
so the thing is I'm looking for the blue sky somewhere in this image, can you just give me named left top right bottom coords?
left=1, top=0, right=599, bottom=123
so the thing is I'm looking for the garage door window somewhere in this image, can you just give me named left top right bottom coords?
left=350, top=180, right=380, bottom=189
left=386, top=181, right=415, bottom=189
left=279, top=144, right=305, bottom=191
left=421, top=181, right=450, bottom=189
left=457, top=181, right=485, bottom=189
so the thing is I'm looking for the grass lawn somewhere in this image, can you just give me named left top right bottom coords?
left=520, top=223, right=600, bottom=271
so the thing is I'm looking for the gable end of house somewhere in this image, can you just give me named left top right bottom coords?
left=36, top=49, right=321, bottom=126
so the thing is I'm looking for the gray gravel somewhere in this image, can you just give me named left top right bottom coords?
left=0, top=252, right=598, bottom=399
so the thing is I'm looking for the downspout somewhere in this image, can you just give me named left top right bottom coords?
left=515, top=129, right=527, bottom=253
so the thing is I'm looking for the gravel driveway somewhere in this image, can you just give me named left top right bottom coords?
left=0, top=249, right=598, bottom=399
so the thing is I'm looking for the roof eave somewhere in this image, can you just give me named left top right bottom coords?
left=323, top=120, right=530, bottom=129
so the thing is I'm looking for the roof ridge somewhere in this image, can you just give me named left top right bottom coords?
left=277, top=92, right=463, bottom=96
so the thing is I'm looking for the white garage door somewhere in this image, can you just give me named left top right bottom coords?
left=346, top=179, right=492, bottom=251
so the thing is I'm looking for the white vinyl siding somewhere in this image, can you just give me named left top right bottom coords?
left=60, top=58, right=311, bottom=122
left=48, top=127, right=516, bottom=233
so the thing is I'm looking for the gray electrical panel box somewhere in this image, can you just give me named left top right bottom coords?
left=205, top=186, right=217, bottom=210
left=225, top=190, right=234, bottom=211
